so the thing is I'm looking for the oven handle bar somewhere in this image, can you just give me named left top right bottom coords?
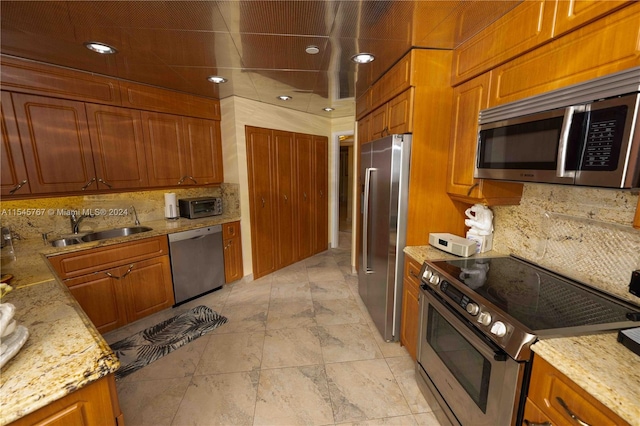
left=422, top=286, right=508, bottom=362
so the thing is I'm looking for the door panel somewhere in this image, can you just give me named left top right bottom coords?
left=125, top=257, right=174, bottom=323
left=274, top=130, right=297, bottom=268
left=13, top=93, right=97, bottom=193
left=141, top=111, right=186, bottom=186
left=296, top=133, right=314, bottom=260
left=183, top=117, right=224, bottom=184
left=1, top=92, right=30, bottom=196
left=313, top=135, right=328, bottom=254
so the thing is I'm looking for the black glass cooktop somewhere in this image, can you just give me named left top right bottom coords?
left=431, top=256, right=639, bottom=332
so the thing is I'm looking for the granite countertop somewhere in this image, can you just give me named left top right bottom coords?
left=0, top=214, right=240, bottom=425
left=404, top=245, right=640, bottom=426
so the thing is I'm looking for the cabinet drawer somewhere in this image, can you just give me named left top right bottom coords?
left=49, top=236, right=169, bottom=279
left=222, top=221, right=240, bottom=239
left=528, top=356, right=630, bottom=426
left=404, top=255, right=422, bottom=289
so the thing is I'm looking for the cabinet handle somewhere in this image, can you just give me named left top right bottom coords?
left=303, top=192, right=307, bottom=201
left=284, top=194, right=288, bottom=202
left=319, top=190, right=323, bottom=198
left=466, top=182, right=479, bottom=196
left=523, top=421, right=552, bottom=426
left=105, top=264, right=134, bottom=280
left=556, top=397, right=590, bottom=426
left=177, top=176, right=197, bottom=185
left=261, top=197, right=265, bottom=208
left=97, top=178, right=112, bottom=188
left=409, top=270, right=420, bottom=280
left=9, top=180, right=27, bottom=195
left=81, top=178, right=96, bottom=191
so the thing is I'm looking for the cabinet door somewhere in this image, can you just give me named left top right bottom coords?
left=183, top=117, right=224, bottom=184
left=85, top=104, right=149, bottom=189
left=1, top=92, right=30, bottom=196
left=65, top=272, right=128, bottom=334
left=400, top=256, right=421, bottom=360
left=357, top=114, right=371, bottom=145
left=141, top=111, right=187, bottom=187
left=387, top=88, right=413, bottom=135
left=295, top=133, right=315, bottom=260
left=274, top=130, right=297, bottom=268
left=370, top=103, right=388, bottom=140
left=246, top=126, right=277, bottom=278
left=447, top=74, right=522, bottom=205
left=554, top=0, right=632, bottom=37
left=224, top=238, right=243, bottom=283
left=123, top=256, right=175, bottom=323
left=12, top=93, right=97, bottom=193
left=313, top=135, right=328, bottom=254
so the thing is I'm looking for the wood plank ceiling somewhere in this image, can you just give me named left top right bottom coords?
left=0, top=1, right=521, bottom=117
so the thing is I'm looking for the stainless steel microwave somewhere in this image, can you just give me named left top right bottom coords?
left=179, top=197, right=222, bottom=219
left=475, top=67, right=640, bottom=189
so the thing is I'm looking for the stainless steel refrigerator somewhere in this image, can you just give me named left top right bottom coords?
left=358, top=134, right=411, bottom=342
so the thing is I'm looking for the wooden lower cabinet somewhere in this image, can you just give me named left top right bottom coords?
left=525, top=355, right=630, bottom=426
left=223, top=221, right=243, bottom=283
left=49, top=236, right=175, bottom=334
left=400, top=255, right=421, bottom=361
left=9, top=374, right=122, bottom=426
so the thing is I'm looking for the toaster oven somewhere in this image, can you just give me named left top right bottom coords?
left=178, top=197, right=223, bottom=219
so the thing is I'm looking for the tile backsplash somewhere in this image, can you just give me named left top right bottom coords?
left=492, top=183, right=640, bottom=306
left=0, top=183, right=239, bottom=240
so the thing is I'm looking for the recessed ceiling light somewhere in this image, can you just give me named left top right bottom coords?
left=84, top=42, right=117, bottom=54
left=351, top=53, right=375, bottom=64
left=305, top=45, right=320, bottom=55
left=323, top=107, right=334, bottom=112
left=277, top=95, right=292, bottom=101
left=207, top=75, right=228, bottom=84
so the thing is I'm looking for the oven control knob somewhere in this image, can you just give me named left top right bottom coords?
left=477, top=311, right=492, bottom=326
left=429, top=274, right=440, bottom=286
left=490, top=321, right=507, bottom=337
left=422, top=269, right=432, bottom=281
left=466, top=303, right=480, bottom=316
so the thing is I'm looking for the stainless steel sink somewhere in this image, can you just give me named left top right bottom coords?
left=50, top=237, right=83, bottom=247
left=80, top=226, right=153, bottom=242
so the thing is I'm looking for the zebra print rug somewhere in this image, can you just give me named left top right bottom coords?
left=111, top=305, right=227, bottom=380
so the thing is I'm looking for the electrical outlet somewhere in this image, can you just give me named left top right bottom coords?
left=629, top=270, right=640, bottom=297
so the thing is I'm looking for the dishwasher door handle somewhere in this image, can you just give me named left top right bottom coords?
left=189, top=235, right=207, bottom=241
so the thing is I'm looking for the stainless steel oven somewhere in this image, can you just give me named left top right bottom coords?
left=416, top=282, right=525, bottom=426
left=415, top=256, right=640, bottom=426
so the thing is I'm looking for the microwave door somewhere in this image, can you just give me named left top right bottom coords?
left=574, top=94, right=640, bottom=188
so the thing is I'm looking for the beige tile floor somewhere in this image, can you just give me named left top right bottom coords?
left=104, top=233, right=441, bottom=426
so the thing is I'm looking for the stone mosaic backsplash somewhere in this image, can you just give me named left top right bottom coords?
left=0, top=183, right=239, bottom=241
left=491, top=183, right=640, bottom=306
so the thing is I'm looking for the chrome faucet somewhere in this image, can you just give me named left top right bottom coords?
left=70, top=212, right=93, bottom=234
left=130, top=205, right=140, bottom=226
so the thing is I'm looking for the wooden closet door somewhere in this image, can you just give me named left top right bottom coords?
left=183, top=117, right=224, bottom=184
left=85, top=104, right=149, bottom=189
left=246, top=126, right=277, bottom=278
left=141, top=111, right=187, bottom=187
left=313, top=135, right=328, bottom=254
left=274, top=130, right=297, bottom=268
left=12, top=93, right=97, bottom=193
left=295, top=133, right=315, bottom=260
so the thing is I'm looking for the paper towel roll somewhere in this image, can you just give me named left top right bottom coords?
left=164, top=193, right=178, bottom=219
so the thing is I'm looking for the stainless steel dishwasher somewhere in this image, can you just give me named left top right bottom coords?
left=168, top=225, right=224, bottom=305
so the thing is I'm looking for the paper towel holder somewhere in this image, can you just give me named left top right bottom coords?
left=165, top=193, right=179, bottom=220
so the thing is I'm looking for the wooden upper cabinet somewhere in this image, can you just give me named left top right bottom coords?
left=12, top=93, right=98, bottom=193
left=387, top=88, right=413, bottom=135
left=85, top=104, right=149, bottom=189
left=183, top=117, right=224, bottom=185
left=451, top=0, right=555, bottom=85
left=357, top=114, right=371, bottom=145
left=371, top=53, right=412, bottom=110
left=141, top=111, right=188, bottom=187
left=0, top=55, right=121, bottom=105
left=356, top=91, right=372, bottom=120
left=370, top=103, right=389, bottom=140
left=489, top=2, right=640, bottom=107
left=1, top=92, right=30, bottom=196
left=447, top=73, right=523, bottom=205
left=553, top=0, right=633, bottom=37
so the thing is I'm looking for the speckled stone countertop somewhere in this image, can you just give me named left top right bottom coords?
left=532, top=334, right=640, bottom=425
left=0, top=214, right=239, bottom=425
left=405, top=245, right=640, bottom=426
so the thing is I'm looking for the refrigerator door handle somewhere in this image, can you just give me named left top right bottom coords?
left=363, top=167, right=376, bottom=274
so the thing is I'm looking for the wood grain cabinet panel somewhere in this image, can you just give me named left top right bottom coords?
left=183, top=117, right=224, bottom=185
left=387, top=88, right=413, bottom=135
left=85, top=103, right=149, bottom=189
left=296, top=133, right=315, bottom=260
left=313, top=135, right=329, bottom=254
left=400, top=255, right=421, bottom=361
left=553, top=0, right=633, bottom=37
left=489, top=3, right=640, bottom=107
left=357, top=114, right=371, bottom=145
left=447, top=73, right=523, bottom=205
left=634, top=197, right=640, bottom=229
left=124, top=256, right=175, bottom=323
left=141, top=111, right=188, bottom=187
left=8, top=375, right=121, bottom=426
left=223, top=221, right=243, bottom=283
left=273, top=130, right=298, bottom=268
left=369, top=103, right=389, bottom=141
left=522, top=397, right=554, bottom=426
left=371, top=53, right=412, bottom=110
left=12, top=93, right=98, bottom=194
left=1, top=92, right=30, bottom=196
left=527, top=355, right=631, bottom=426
